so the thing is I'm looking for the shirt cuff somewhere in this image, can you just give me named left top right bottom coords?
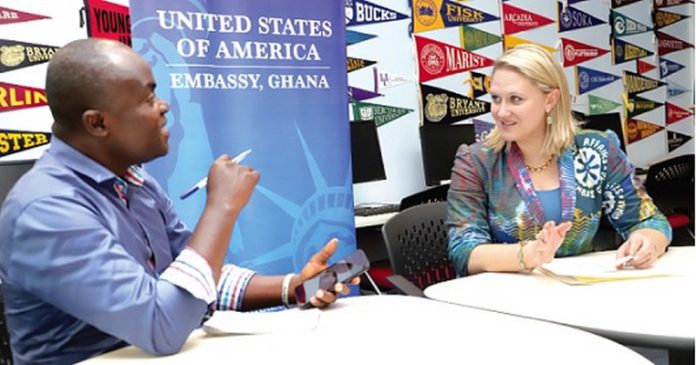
left=216, top=264, right=255, bottom=311
left=160, top=247, right=216, bottom=304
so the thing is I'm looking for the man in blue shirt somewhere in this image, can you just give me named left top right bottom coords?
left=0, top=38, right=354, bottom=364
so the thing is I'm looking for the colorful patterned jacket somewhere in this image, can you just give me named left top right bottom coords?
left=447, top=129, right=672, bottom=276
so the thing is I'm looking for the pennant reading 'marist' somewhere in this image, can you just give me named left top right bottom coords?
left=625, top=119, right=663, bottom=144
left=558, top=2, right=606, bottom=33
left=659, top=58, right=685, bottom=78
left=656, top=31, right=693, bottom=56
left=611, top=38, right=653, bottom=65
left=588, top=94, right=622, bottom=115
left=346, top=30, right=376, bottom=45
left=667, top=131, right=691, bottom=152
left=637, top=59, right=656, bottom=75
left=502, top=3, right=554, bottom=35
left=666, top=102, right=693, bottom=124
left=413, top=0, right=499, bottom=33
left=373, top=68, right=411, bottom=92
left=653, top=0, right=694, bottom=9
left=503, top=34, right=556, bottom=53
left=623, top=70, right=665, bottom=95
left=346, top=0, right=408, bottom=27
left=624, top=94, right=663, bottom=119
left=654, top=9, right=690, bottom=29
left=459, top=25, right=501, bottom=51
left=83, top=0, right=132, bottom=46
left=468, top=71, right=491, bottom=98
left=347, top=57, right=376, bottom=73
left=576, top=66, right=621, bottom=94
left=561, top=37, right=609, bottom=67
left=610, top=10, right=652, bottom=37
left=348, top=86, right=382, bottom=101
left=0, top=6, right=49, bottom=25
left=351, top=100, right=413, bottom=127
left=0, top=38, right=59, bottom=74
left=420, top=83, right=490, bottom=124
left=0, top=129, right=51, bottom=158
left=0, top=82, right=48, bottom=113
left=473, top=118, right=495, bottom=142
left=414, top=35, right=494, bottom=83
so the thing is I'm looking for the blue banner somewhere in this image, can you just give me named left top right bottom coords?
left=130, top=0, right=354, bottom=274
left=575, top=65, right=620, bottom=95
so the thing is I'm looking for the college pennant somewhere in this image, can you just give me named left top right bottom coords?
left=611, top=0, right=643, bottom=8
left=414, top=0, right=499, bottom=34
left=655, top=31, right=693, bottom=56
left=653, top=9, right=690, bottom=29
left=351, top=100, right=413, bottom=127
left=665, top=102, right=693, bottom=124
left=610, top=10, right=652, bottom=37
left=503, top=34, right=557, bottom=53
left=666, top=80, right=690, bottom=98
left=0, top=39, right=59, bottom=74
left=653, top=0, right=694, bottom=9
left=625, top=119, right=663, bottom=144
left=0, top=129, right=51, bottom=158
left=346, top=30, right=376, bottom=46
left=82, top=0, right=131, bottom=46
left=346, top=0, right=408, bottom=27
left=623, top=70, right=665, bottom=96
left=420, top=83, right=490, bottom=124
left=575, top=66, right=621, bottom=94
left=659, top=58, right=685, bottom=78
left=667, top=131, right=691, bottom=153
left=349, top=86, right=382, bottom=101
left=561, top=37, right=609, bottom=67
left=624, top=94, right=663, bottom=119
left=0, top=82, right=48, bottom=113
left=473, top=118, right=495, bottom=142
left=467, top=71, right=491, bottom=98
left=588, top=94, right=622, bottom=115
left=348, top=57, right=376, bottom=73
left=0, top=6, right=49, bottom=25
left=611, top=38, right=653, bottom=65
left=459, top=25, right=501, bottom=51
left=558, top=2, right=606, bottom=33
left=373, top=68, right=411, bottom=92
left=637, top=59, right=656, bottom=75
left=502, top=3, right=554, bottom=35
left=414, top=35, right=494, bottom=83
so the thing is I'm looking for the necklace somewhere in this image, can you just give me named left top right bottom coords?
left=524, top=155, right=554, bottom=173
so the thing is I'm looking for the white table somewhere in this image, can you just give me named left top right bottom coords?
left=81, top=295, right=650, bottom=364
left=354, top=212, right=396, bottom=228
left=425, top=247, right=696, bottom=351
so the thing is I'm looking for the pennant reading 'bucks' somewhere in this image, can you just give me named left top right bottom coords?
left=346, top=0, right=408, bottom=27
left=347, top=57, right=376, bottom=72
left=348, top=86, right=382, bottom=101
left=373, top=68, right=410, bottom=92
left=0, top=129, right=51, bottom=158
left=414, top=35, right=494, bottom=83
left=351, top=100, right=413, bottom=127
left=468, top=71, right=491, bottom=98
left=623, top=70, right=665, bottom=96
left=611, top=0, right=642, bottom=8
left=576, top=66, right=621, bottom=94
left=610, top=10, right=651, bottom=37
left=625, top=119, right=662, bottom=144
left=611, top=38, right=652, bottom=65
left=562, top=37, right=609, bottom=67
left=0, top=6, right=49, bottom=25
left=659, top=58, right=685, bottom=78
left=346, top=30, right=376, bottom=45
left=637, top=59, right=656, bottom=75
left=653, top=0, right=694, bottom=9
left=0, top=81, right=47, bottom=113
left=667, top=131, right=691, bottom=153
left=502, top=3, right=554, bottom=35
left=588, top=95, right=622, bottom=115
left=666, top=102, right=693, bottom=125
left=413, top=0, right=498, bottom=33
left=83, top=0, right=132, bottom=46
left=624, top=94, right=663, bottom=119
left=656, top=31, right=693, bottom=56
left=459, top=25, right=501, bottom=52
left=420, top=83, right=490, bottom=124
left=654, top=9, right=690, bottom=29
left=0, top=39, right=58, bottom=73
left=504, top=34, right=556, bottom=53
left=558, top=2, right=606, bottom=33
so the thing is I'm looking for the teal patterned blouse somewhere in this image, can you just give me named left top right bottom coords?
left=447, top=129, right=672, bottom=276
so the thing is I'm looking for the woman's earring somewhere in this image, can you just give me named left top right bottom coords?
left=546, top=115, right=553, bottom=125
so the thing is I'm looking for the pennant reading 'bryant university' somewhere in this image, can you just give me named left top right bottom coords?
left=561, top=37, right=609, bottom=67
left=611, top=38, right=653, bottom=65
left=0, top=39, right=59, bottom=74
left=413, top=0, right=499, bottom=34
left=0, top=81, right=47, bottom=113
left=82, top=0, right=131, bottom=47
left=415, top=35, right=494, bottom=83
left=0, top=129, right=51, bottom=158
left=558, top=2, right=606, bottom=33
left=345, top=0, right=408, bottom=27
left=420, top=83, right=490, bottom=124
left=502, top=3, right=554, bottom=35
left=0, top=5, right=49, bottom=25
left=575, top=65, right=621, bottom=95
left=623, top=70, right=665, bottom=96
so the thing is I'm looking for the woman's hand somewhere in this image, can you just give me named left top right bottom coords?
left=526, top=221, right=572, bottom=268
left=616, top=231, right=660, bottom=269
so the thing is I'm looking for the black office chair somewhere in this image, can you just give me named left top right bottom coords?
left=399, top=184, right=450, bottom=211
left=0, top=287, right=11, bottom=365
left=381, top=201, right=455, bottom=296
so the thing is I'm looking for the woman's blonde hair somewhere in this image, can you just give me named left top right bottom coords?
left=484, top=44, right=577, bottom=155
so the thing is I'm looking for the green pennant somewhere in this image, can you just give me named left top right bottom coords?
left=351, top=100, right=413, bottom=127
left=459, top=25, right=502, bottom=52
left=588, top=95, right=622, bottom=115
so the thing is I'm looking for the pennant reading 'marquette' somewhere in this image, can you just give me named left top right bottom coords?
left=414, top=35, right=494, bottom=83
left=610, top=10, right=652, bottom=37
left=0, top=39, right=59, bottom=74
left=0, top=82, right=48, bottom=113
left=656, top=31, right=693, bottom=56
left=346, top=0, right=408, bottom=27
left=0, top=129, right=51, bottom=158
left=420, top=83, right=490, bottom=124
left=558, top=2, right=606, bottom=33
left=0, top=6, right=49, bottom=26
left=576, top=66, right=621, bottom=95
left=348, top=57, right=376, bottom=73
left=666, top=102, right=693, bottom=125
left=561, top=38, right=609, bottom=67
left=502, top=3, right=554, bottom=35
left=667, top=131, right=691, bottom=153
left=625, top=119, right=663, bottom=144
left=623, top=71, right=665, bottom=96
left=611, top=38, right=653, bottom=65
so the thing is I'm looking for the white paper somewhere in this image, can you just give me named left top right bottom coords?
left=202, top=308, right=320, bottom=335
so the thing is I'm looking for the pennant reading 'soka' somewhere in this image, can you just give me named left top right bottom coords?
left=468, top=71, right=491, bottom=98
left=413, top=0, right=499, bottom=34
left=611, top=0, right=642, bottom=8
left=610, top=10, right=652, bottom=37
left=624, top=94, right=663, bottom=119
left=653, top=0, right=694, bottom=9
left=0, top=82, right=48, bottom=113
left=502, top=3, right=554, bottom=35
left=637, top=59, right=656, bottom=75
left=656, top=31, right=693, bottom=56
left=83, top=0, right=131, bottom=47
left=654, top=9, right=690, bottom=29
left=561, top=38, right=609, bottom=67
left=346, top=30, right=376, bottom=46
left=373, top=68, right=410, bottom=92
left=414, top=35, right=494, bottom=83
left=659, top=58, right=685, bottom=78
left=575, top=66, right=621, bottom=94
left=347, top=57, right=376, bottom=73
left=667, top=131, right=691, bottom=153
left=623, top=70, right=665, bottom=96
left=666, top=102, right=693, bottom=124
left=0, top=129, right=51, bottom=158
left=611, top=38, right=653, bottom=65
left=0, top=6, right=49, bottom=26
left=459, top=25, right=502, bottom=52
left=558, top=2, right=606, bottom=33
left=588, top=94, right=622, bottom=115
left=625, top=119, right=663, bottom=144
left=503, top=35, right=556, bottom=53
left=0, top=39, right=59, bottom=74
left=351, top=100, right=413, bottom=127
left=420, top=83, right=490, bottom=124
left=346, top=0, right=408, bottom=27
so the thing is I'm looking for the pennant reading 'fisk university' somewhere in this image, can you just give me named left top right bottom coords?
left=413, top=0, right=498, bottom=33
left=415, top=35, right=495, bottom=83
left=459, top=25, right=501, bottom=52
left=502, top=3, right=554, bottom=35
left=668, top=131, right=691, bottom=153
left=623, top=70, right=665, bottom=96
left=576, top=66, right=621, bottom=95
left=611, top=38, right=652, bottom=65
left=0, top=129, right=51, bottom=158
left=610, top=10, right=652, bottom=37
left=558, top=2, right=606, bottom=33
left=351, top=100, right=413, bottom=127
left=420, top=83, right=490, bottom=124
left=82, top=0, right=131, bottom=46
left=562, top=37, right=609, bottom=67
left=0, top=82, right=47, bottom=113
left=0, top=39, right=58, bottom=74
left=0, top=6, right=49, bottom=25
left=346, top=0, right=408, bottom=27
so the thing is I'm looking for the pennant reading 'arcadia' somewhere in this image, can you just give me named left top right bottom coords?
left=503, top=35, right=556, bottom=53
left=611, top=38, right=652, bottom=65
left=346, top=0, right=408, bottom=27
left=656, top=31, right=693, bottom=56
left=0, top=129, right=51, bottom=158
left=346, top=30, right=376, bottom=46
left=459, top=25, right=501, bottom=52
left=0, top=38, right=59, bottom=74
left=351, top=100, right=413, bottom=127
left=414, top=35, right=494, bottom=83
left=420, top=83, right=490, bottom=124
left=468, top=71, right=491, bottom=99
left=83, top=0, right=131, bottom=46
left=610, top=10, right=652, bottom=37
left=347, top=57, right=376, bottom=73
left=653, top=9, right=690, bottom=29
left=558, top=2, right=606, bottom=33
left=637, top=59, right=656, bottom=75
left=0, top=6, right=49, bottom=25
left=624, top=94, right=663, bottom=119
left=561, top=37, right=608, bottom=67
left=413, top=0, right=499, bottom=33
left=588, top=94, right=622, bottom=115
left=668, top=131, right=691, bottom=153
left=653, top=0, right=694, bottom=9
left=502, top=3, right=554, bottom=35
left=576, top=66, right=621, bottom=95
left=623, top=70, right=665, bottom=96
left=373, top=68, right=410, bottom=92
left=659, top=58, right=685, bottom=78
left=625, top=119, right=663, bottom=144
left=0, top=81, right=47, bottom=113
left=666, top=102, right=693, bottom=125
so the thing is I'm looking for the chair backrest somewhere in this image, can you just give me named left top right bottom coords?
left=399, top=184, right=449, bottom=211
left=381, top=201, right=455, bottom=290
left=644, top=154, right=694, bottom=193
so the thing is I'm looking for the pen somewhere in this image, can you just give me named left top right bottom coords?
left=179, top=149, right=252, bottom=200
left=614, top=255, right=634, bottom=268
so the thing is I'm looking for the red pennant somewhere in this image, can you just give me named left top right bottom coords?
left=502, top=3, right=554, bottom=35
left=561, top=38, right=609, bottom=67
left=0, top=82, right=48, bottom=113
left=0, top=6, right=49, bottom=25
left=656, top=31, right=693, bottom=56
left=415, top=35, right=494, bottom=83
left=666, top=102, right=693, bottom=124
left=84, top=0, right=131, bottom=46
left=637, top=59, right=656, bottom=75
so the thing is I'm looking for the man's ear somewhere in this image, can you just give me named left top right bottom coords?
left=82, top=109, right=108, bottom=137
left=545, top=89, right=561, bottom=114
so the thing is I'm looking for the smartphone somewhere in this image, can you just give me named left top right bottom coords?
left=294, top=249, right=370, bottom=307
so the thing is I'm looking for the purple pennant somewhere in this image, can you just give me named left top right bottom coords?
left=348, top=86, right=383, bottom=101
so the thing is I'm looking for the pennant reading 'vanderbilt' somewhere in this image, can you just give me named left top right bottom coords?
left=420, top=84, right=490, bottom=124
left=413, top=0, right=498, bottom=33
left=0, top=82, right=47, bottom=113
left=0, top=129, right=51, bottom=158
left=0, top=6, right=49, bottom=25
left=415, top=35, right=494, bottom=83
left=346, top=0, right=408, bottom=27
left=623, top=70, right=665, bottom=95
left=0, top=39, right=59, bottom=74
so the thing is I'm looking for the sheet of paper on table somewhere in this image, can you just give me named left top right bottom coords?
left=538, top=254, right=671, bottom=285
left=203, top=307, right=320, bottom=335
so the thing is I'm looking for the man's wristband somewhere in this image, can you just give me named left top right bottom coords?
left=517, top=241, right=534, bottom=273
left=281, top=273, right=295, bottom=307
